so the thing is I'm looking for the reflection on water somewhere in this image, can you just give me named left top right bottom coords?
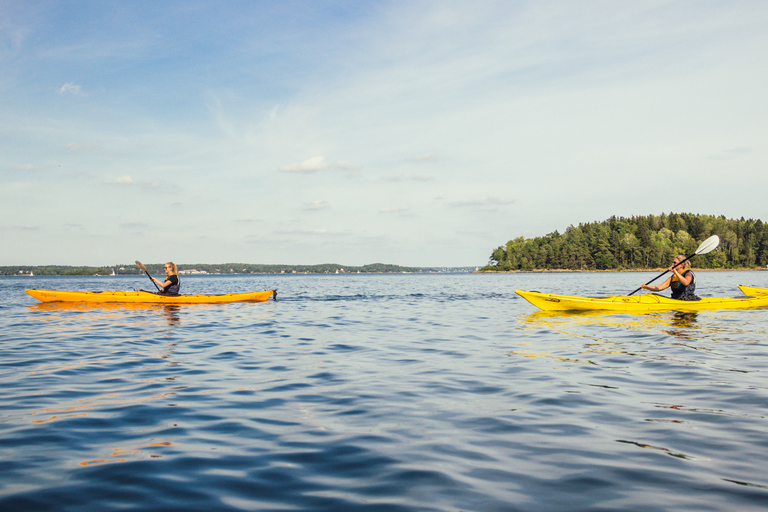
left=616, top=439, right=693, bottom=460
left=671, top=311, right=698, bottom=328
left=162, top=304, right=181, bottom=326
left=28, top=301, right=182, bottom=327
left=514, top=309, right=722, bottom=363
left=517, top=309, right=705, bottom=340
left=79, top=441, right=179, bottom=466
left=664, top=312, right=698, bottom=339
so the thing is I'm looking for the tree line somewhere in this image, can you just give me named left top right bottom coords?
left=482, top=213, right=768, bottom=271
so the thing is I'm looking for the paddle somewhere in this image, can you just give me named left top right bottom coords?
left=629, top=234, right=720, bottom=295
left=135, top=260, right=162, bottom=291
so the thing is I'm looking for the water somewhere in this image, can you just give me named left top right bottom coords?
left=1, top=271, right=768, bottom=511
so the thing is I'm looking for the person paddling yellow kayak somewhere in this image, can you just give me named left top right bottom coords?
left=640, top=254, right=699, bottom=300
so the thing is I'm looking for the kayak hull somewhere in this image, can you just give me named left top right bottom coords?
left=515, top=289, right=768, bottom=313
left=26, top=289, right=277, bottom=304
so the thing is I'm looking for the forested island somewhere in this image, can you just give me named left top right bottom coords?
left=0, top=262, right=472, bottom=276
left=482, top=213, right=768, bottom=272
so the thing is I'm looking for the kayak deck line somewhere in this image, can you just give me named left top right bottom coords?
left=25, top=288, right=277, bottom=304
left=515, top=289, right=768, bottom=313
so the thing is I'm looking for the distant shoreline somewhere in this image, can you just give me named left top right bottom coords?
left=0, top=263, right=478, bottom=277
left=3, top=267, right=766, bottom=277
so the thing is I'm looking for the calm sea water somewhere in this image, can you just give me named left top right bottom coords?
left=1, top=271, right=768, bottom=511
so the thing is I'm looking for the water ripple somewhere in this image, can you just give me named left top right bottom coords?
left=2, top=273, right=768, bottom=510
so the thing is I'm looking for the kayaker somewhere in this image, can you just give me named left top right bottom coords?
left=640, top=255, right=699, bottom=300
left=152, top=262, right=181, bottom=295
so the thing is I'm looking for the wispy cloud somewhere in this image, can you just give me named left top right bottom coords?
left=109, top=175, right=163, bottom=189
left=280, top=156, right=329, bottom=173
left=11, top=164, right=40, bottom=171
left=447, top=196, right=514, bottom=208
left=303, top=200, right=330, bottom=211
left=120, top=221, right=148, bottom=229
left=273, top=228, right=329, bottom=236
left=407, top=153, right=439, bottom=163
left=708, top=146, right=753, bottom=161
left=279, top=156, right=362, bottom=174
left=336, top=160, right=363, bottom=170
left=382, top=174, right=435, bottom=182
left=379, top=206, right=411, bottom=214
left=67, top=142, right=101, bottom=152
left=60, top=82, right=81, bottom=95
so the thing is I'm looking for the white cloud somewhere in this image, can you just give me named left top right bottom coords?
left=120, top=221, right=148, bottom=229
left=382, top=174, right=435, bottom=182
left=303, top=200, right=330, bottom=211
left=379, top=206, right=411, bottom=214
left=447, top=196, right=514, bottom=208
left=408, top=153, right=439, bottom=162
left=11, top=164, right=39, bottom=171
left=279, top=157, right=362, bottom=173
left=335, top=160, right=362, bottom=170
left=273, top=228, right=329, bottom=236
left=60, top=82, right=81, bottom=95
left=67, top=142, right=101, bottom=152
left=279, top=156, right=329, bottom=173
left=708, top=146, right=753, bottom=161
left=110, top=175, right=163, bottom=189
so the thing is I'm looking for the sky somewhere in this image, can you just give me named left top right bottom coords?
left=2, top=1, right=767, bottom=267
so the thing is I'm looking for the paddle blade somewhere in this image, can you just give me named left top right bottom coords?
left=135, top=260, right=148, bottom=272
left=695, top=235, right=720, bottom=255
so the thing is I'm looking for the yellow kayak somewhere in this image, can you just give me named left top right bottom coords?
left=26, top=289, right=277, bottom=304
left=738, top=285, right=768, bottom=296
left=515, top=289, right=768, bottom=313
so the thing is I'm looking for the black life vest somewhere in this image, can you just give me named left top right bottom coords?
left=670, top=270, right=697, bottom=300
left=164, top=274, right=181, bottom=295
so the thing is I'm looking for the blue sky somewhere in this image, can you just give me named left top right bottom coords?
left=2, top=1, right=767, bottom=267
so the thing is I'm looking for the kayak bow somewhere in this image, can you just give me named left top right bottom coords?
left=516, top=289, right=768, bottom=313
left=738, top=285, right=768, bottom=297
left=26, top=289, right=277, bottom=304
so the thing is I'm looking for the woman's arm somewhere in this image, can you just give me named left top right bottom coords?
left=641, top=276, right=672, bottom=292
left=152, top=277, right=171, bottom=290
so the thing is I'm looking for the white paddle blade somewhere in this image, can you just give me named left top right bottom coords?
left=695, top=235, right=720, bottom=255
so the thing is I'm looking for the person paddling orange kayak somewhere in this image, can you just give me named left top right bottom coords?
left=151, top=262, right=181, bottom=295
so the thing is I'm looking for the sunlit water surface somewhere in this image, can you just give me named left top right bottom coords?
left=1, top=272, right=768, bottom=511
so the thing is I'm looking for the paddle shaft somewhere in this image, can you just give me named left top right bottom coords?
left=136, top=261, right=162, bottom=291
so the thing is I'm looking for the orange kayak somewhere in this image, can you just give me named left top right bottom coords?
left=26, top=288, right=277, bottom=304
